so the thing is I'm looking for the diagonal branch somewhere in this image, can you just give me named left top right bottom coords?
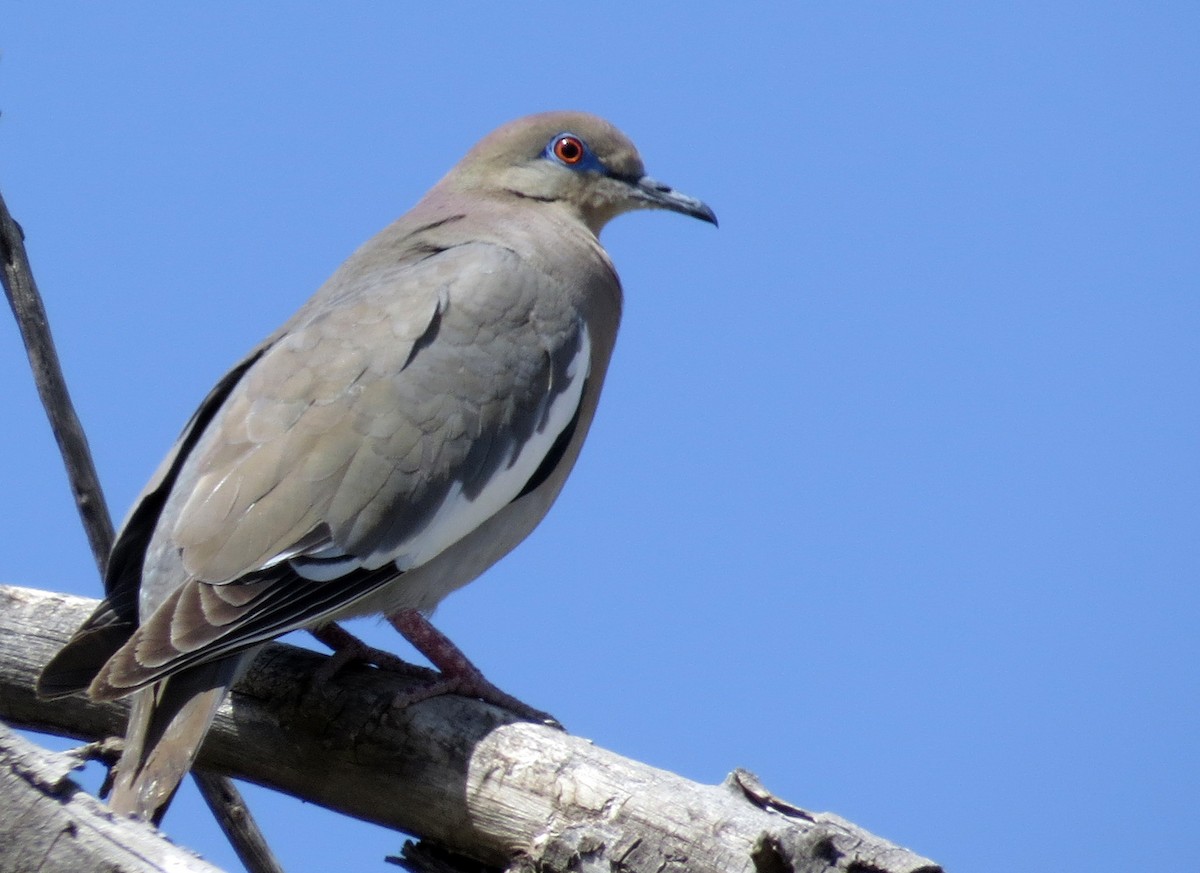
left=0, top=188, right=114, bottom=572
left=0, top=187, right=281, bottom=873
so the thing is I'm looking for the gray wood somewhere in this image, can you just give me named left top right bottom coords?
left=1, top=584, right=943, bottom=873
left=0, top=723, right=224, bottom=873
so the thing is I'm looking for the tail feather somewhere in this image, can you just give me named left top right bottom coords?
left=108, top=656, right=246, bottom=823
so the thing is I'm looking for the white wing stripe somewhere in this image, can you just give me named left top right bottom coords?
left=388, top=323, right=591, bottom=571
left=289, top=323, right=592, bottom=580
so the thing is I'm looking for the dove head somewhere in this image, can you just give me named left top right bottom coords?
left=439, top=111, right=717, bottom=235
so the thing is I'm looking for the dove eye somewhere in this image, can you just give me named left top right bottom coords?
left=550, top=135, right=585, bottom=165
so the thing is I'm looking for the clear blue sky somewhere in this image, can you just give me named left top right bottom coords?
left=2, top=5, right=1197, bottom=872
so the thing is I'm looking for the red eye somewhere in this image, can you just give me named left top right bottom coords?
left=552, top=135, right=585, bottom=165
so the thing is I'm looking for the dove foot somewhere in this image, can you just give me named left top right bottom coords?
left=385, top=609, right=561, bottom=728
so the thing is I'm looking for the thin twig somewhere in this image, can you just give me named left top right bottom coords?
left=194, top=771, right=286, bottom=873
left=0, top=189, right=113, bottom=570
left=0, top=186, right=282, bottom=873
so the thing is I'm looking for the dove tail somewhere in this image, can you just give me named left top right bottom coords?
left=108, top=656, right=244, bottom=823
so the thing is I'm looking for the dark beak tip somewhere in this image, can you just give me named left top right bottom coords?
left=631, top=175, right=717, bottom=228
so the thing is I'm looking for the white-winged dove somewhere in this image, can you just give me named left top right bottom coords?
left=37, top=111, right=716, bottom=822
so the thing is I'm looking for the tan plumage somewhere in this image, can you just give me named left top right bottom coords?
left=37, top=111, right=716, bottom=822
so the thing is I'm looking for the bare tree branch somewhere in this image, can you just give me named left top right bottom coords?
left=1, top=583, right=944, bottom=873
left=0, top=722, right=226, bottom=873
left=0, top=187, right=279, bottom=873
left=0, top=188, right=113, bottom=572
left=194, top=772, right=286, bottom=873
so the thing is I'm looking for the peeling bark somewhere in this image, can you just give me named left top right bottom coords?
left=1, top=584, right=942, bottom=873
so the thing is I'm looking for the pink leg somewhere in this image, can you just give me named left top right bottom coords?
left=310, top=622, right=438, bottom=684
left=386, top=609, right=559, bottom=727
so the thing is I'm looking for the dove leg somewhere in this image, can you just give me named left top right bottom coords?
left=385, top=608, right=560, bottom=727
left=310, top=622, right=438, bottom=683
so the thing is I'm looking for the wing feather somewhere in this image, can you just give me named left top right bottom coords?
left=90, top=241, right=594, bottom=697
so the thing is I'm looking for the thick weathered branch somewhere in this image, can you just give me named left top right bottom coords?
left=1, top=583, right=942, bottom=873
left=0, top=722, right=224, bottom=873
